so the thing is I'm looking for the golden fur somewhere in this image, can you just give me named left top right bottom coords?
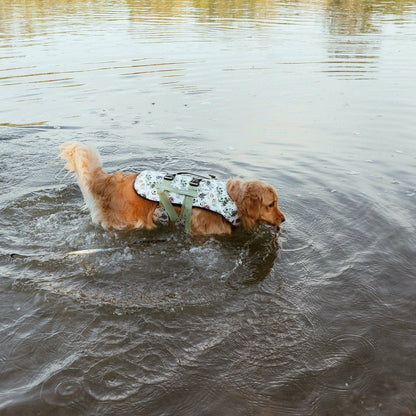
left=59, top=141, right=285, bottom=235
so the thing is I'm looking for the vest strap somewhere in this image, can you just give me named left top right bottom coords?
left=155, top=179, right=199, bottom=233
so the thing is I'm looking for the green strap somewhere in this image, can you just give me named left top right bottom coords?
left=181, top=194, right=195, bottom=234
left=155, top=180, right=198, bottom=233
left=158, top=190, right=180, bottom=223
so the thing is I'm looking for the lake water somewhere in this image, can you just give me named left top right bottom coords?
left=1, top=0, right=416, bottom=414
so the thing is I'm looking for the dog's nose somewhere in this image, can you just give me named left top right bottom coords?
left=281, top=216, right=285, bottom=223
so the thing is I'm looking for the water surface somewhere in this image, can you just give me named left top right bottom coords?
left=1, top=0, right=416, bottom=415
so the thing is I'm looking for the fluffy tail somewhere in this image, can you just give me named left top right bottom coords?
left=59, top=141, right=109, bottom=220
left=59, top=141, right=104, bottom=191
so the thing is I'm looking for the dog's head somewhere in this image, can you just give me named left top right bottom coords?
left=227, top=179, right=285, bottom=230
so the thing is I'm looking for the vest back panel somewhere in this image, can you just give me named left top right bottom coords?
left=133, top=170, right=240, bottom=226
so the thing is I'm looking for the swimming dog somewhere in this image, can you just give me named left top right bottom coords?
left=59, top=141, right=285, bottom=235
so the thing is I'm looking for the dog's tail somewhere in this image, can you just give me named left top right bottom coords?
left=59, top=141, right=104, bottom=190
left=59, top=142, right=109, bottom=219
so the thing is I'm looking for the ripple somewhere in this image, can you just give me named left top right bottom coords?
left=40, top=368, right=86, bottom=407
left=259, top=382, right=321, bottom=416
left=85, top=356, right=142, bottom=401
left=88, top=322, right=136, bottom=358
left=9, top=228, right=283, bottom=313
left=178, top=302, right=322, bottom=415
left=280, top=242, right=312, bottom=252
left=315, top=334, right=376, bottom=393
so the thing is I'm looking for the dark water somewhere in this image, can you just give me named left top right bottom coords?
left=1, top=0, right=416, bottom=415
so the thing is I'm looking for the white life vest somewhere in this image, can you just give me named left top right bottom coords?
left=133, top=170, right=240, bottom=226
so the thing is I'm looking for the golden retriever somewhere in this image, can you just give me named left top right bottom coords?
left=59, top=142, right=285, bottom=235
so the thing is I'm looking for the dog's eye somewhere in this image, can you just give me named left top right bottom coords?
left=268, top=202, right=275, bottom=208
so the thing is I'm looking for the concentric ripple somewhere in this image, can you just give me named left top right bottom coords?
left=85, top=356, right=142, bottom=402
left=315, top=334, right=376, bottom=392
left=40, top=368, right=86, bottom=407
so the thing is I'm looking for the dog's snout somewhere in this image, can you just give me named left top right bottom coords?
left=281, top=216, right=285, bottom=223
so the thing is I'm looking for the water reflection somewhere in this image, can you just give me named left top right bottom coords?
left=2, top=0, right=416, bottom=32
left=225, top=227, right=280, bottom=287
left=323, top=0, right=413, bottom=78
left=326, top=0, right=416, bottom=35
left=1, top=0, right=415, bottom=91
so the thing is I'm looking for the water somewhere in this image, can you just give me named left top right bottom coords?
left=1, top=0, right=416, bottom=414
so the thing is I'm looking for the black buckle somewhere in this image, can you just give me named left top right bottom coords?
left=164, top=173, right=176, bottom=181
left=189, top=178, right=202, bottom=187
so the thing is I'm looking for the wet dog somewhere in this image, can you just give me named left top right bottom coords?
left=59, top=142, right=285, bottom=235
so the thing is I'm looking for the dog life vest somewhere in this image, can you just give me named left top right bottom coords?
left=133, top=170, right=240, bottom=232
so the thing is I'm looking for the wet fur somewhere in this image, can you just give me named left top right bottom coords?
left=59, top=141, right=285, bottom=235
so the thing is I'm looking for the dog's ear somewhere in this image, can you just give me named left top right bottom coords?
left=227, top=178, right=243, bottom=204
left=227, top=179, right=264, bottom=229
left=241, top=182, right=262, bottom=229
